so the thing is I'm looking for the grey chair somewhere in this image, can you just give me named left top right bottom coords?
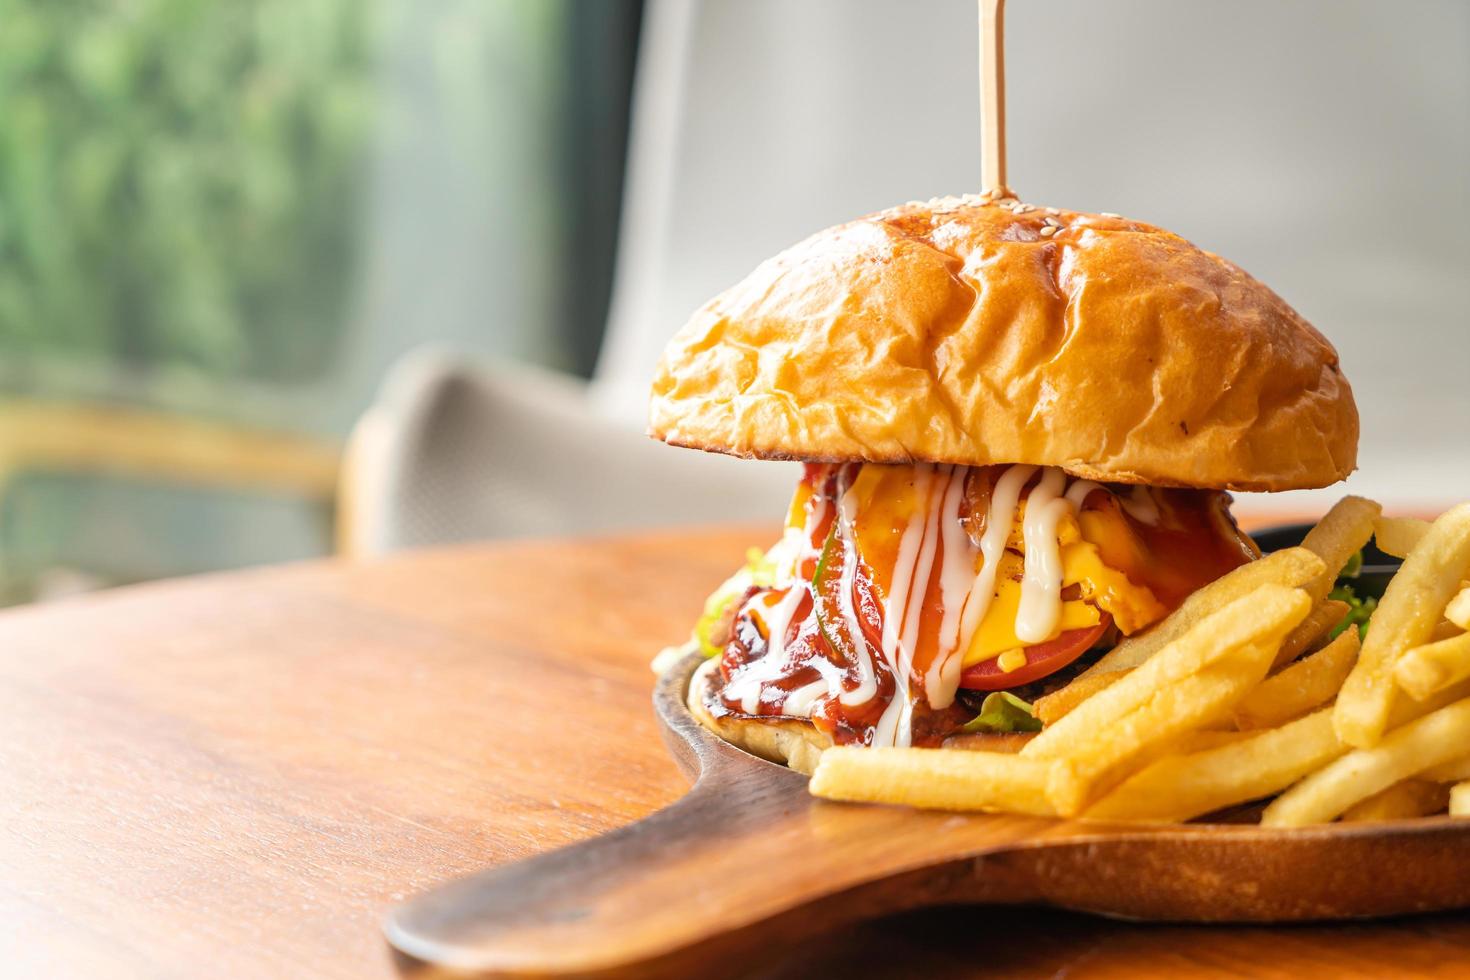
left=340, top=348, right=792, bottom=551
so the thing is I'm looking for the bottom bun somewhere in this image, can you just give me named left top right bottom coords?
left=687, top=656, right=832, bottom=775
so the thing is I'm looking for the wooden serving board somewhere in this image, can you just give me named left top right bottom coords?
left=386, top=651, right=1470, bottom=977
left=5, top=522, right=1468, bottom=977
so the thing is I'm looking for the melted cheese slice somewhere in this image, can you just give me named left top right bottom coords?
left=1062, top=538, right=1166, bottom=634
left=957, top=502, right=1163, bottom=662
left=963, top=551, right=1102, bottom=665
left=845, top=463, right=924, bottom=600
left=840, top=465, right=1170, bottom=665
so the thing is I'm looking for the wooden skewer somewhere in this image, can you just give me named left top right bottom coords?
left=979, top=0, right=1010, bottom=198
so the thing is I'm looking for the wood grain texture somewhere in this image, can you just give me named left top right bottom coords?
left=387, top=653, right=1470, bottom=976
left=2, top=521, right=1469, bottom=978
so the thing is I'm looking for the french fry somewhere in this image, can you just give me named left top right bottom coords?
left=1388, top=674, right=1470, bottom=728
left=1033, top=670, right=1125, bottom=725
left=1452, top=782, right=1470, bottom=817
left=1182, top=730, right=1255, bottom=751
left=1335, top=503, right=1470, bottom=747
left=1046, top=655, right=1273, bottom=816
left=1030, top=588, right=1310, bottom=816
left=941, top=731, right=1035, bottom=754
left=1036, top=641, right=1289, bottom=729
left=1447, top=586, right=1470, bottom=631
left=1272, top=599, right=1351, bottom=669
left=1341, top=779, right=1449, bottom=822
left=1434, top=620, right=1465, bottom=642
left=1301, top=496, right=1382, bottom=603
left=1084, top=708, right=1346, bottom=822
left=1079, top=548, right=1325, bottom=678
left=1375, top=516, right=1432, bottom=560
left=1059, top=727, right=1253, bottom=802
left=1264, top=695, right=1470, bottom=826
left=1257, top=678, right=1470, bottom=825
left=808, top=746, right=1056, bottom=815
left=1025, top=586, right=1309, bottom=761
left=1395, top=632, right=1470, bottom=701
left=1234, top=627, right=1359, bottom=730
left=1421, top=755, right=1470, bottom=783
left=806, top=496, right=1470, bottom=829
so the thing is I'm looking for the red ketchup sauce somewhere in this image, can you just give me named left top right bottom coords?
left=707, top=463, right=1256, bottom=746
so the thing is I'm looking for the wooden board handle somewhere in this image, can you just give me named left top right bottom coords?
left=385, top=778, right=778, bottom=977
left=383, top=657, right=1049, bottom=976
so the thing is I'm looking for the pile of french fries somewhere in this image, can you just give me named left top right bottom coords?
left=809, top=497, right=1470, bottom=826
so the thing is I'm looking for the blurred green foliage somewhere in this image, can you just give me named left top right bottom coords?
left=0, top=0, right=590, bottom=600
left=0, top=0, right=377, bottom=382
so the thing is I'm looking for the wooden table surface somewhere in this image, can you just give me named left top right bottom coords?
left=4, top=524, right=1470, bottom=979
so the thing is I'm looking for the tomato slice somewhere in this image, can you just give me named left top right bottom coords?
left=958, top=613, right=1113, bottom=690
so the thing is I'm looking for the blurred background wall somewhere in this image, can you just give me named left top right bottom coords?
left=0, top=0, right=1464, bottom=601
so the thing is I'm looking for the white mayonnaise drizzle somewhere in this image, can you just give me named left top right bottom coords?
left=1066, top=478, right=1159, bottom=525
left=872, top=463, right=936, bottom=747
left=1121, top=485, right=1161, bottom=525
left=900, top=468, right=945, bottom=660
left=924, top=465, right=976, bottom=708
left=722, top=580, right=806, bottom=713
left=835, top=475, right=879, bottom=706
left=1016, top=467, right=1074, bottom=643
left=956, top=463, right=1036, bottom=652
left=1064, top=479, right=1104, bottom=510
left=782, top=679, right=830, bottom=717
left=727, top=461, right=1160, bottom=744
left=721, top=492, right=830, bottom=713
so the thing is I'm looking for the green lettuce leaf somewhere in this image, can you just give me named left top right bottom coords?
left=1328, top=582, right=1377, bottom=640
left=962, top=691, right=1044, bottom=734
left=693, top=542, right=789, bottom=656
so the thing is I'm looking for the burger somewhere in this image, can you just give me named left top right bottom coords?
left=649, top=193, right=1358, bottom=774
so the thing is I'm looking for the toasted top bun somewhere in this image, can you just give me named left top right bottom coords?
left=649, top=195, right=1358, bottom=492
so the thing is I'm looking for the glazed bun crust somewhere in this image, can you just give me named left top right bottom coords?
left=649, top=196, right=1358, bottom=492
